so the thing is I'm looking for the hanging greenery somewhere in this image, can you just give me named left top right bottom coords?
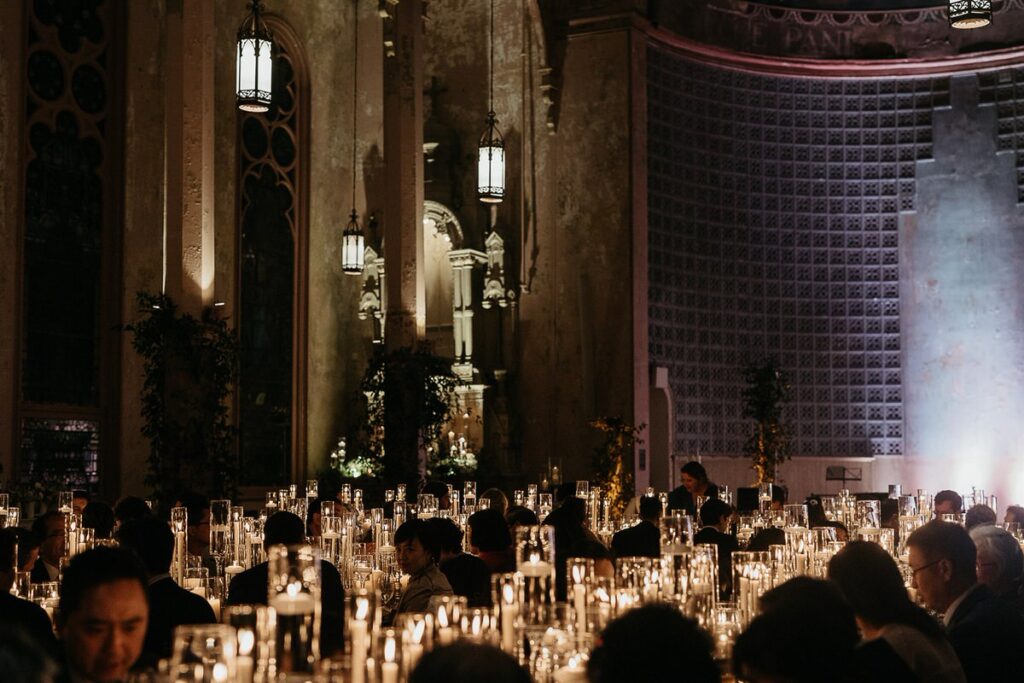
left=590, top=417, right=644, bottom=519
left=125, top=292, right=238, bottom=503
left=356, top=345, right=467, bottom=486
left=742, top=358, right=792, bottom=485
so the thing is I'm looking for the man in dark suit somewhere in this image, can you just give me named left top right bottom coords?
left=116, top=515, right=216, bottom=668
left=30, top=510, right=65, bottom=583
left=542, top=488, right=590, bottom=602
left=666, top=461, right=719, bottom=517
left=226, top=511, right=345, bottom=656
left=0, top=529, right=56, bottom=653
left=429, top=517, right=491, bottom=607
left=693, top=498, right=738, bottom=598
left=612, top=495, right=661, bottom=558
left=908, top=520, right=1024, bottom=682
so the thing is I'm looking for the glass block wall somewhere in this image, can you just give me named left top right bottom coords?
left=647, top=44, right=950, bottom=458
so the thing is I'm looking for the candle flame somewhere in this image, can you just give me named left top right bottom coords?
left=412, top=618, right=426, bottom=642
left=287, top=581, right=301, bottom=598
left=572, top=564, right=584, bottom=584
left=437, top=606, right=449, bottom=628
left=356, top=597, right=369, bottom=620
left=502, top=583, right=515, bottom=604
left=238, top=628, right=255, bottom=656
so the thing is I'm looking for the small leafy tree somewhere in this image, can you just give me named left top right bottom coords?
left=742, top=358, right=791, bottom=485
left=125, top=292, right=238, bottom=504
left=590, top=417, right=644, bottom=520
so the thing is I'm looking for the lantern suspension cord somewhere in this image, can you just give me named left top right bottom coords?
left=489, top=0, right=495, bottom=115
left=351, top=0, right=359, bottom=215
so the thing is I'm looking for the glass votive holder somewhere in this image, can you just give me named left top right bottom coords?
left=613, top=585, right=641, bottom=615
left=398, top=612, right=432, bottom=671
left=58, top=491, right=73, bottom=513
left=169, top=623, right=237, bottom=683
left=477, top=497, right=491, bottom=510
left=855, top=500, right=881, bottom=531
left=710, top=603, right=742, bottom=663
left=223, top=604, right=273, bottom=683
left=688, top=544, right=718, bottom=621
left=732, top=551, right=771, bottom=624
left=783, top=504, right=809, bottom=530
left=660, top=512, right=693, bottom=552
left=206, top=577, right=224, bottom=620
left=784, top=527, right=814, bottom=576
left=416, top=494, right=438, bottom=519
left=575, top=481, right=590, bottom=499
left=185, top=567, right=209, bottom=596
left=433, top=595, right=467, bottom=645
left=14, top=571, right=32, bottom=600
left=268, top=544, right=321, bottom=675
left=6, top=507, right=20, bottom=528
left=377, top=629, right=403, bottom=683
left=493, top=572, right=520, bottom=654
left=460, top=607, right=495, bottom=643
left=567, top=557, right=593, bottom=633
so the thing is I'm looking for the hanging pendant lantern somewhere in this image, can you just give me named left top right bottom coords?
left=948, top=0, right=991, bottom=28
left=343, top=210, right=365, bottom=274
left=236, top=1, right=274, bottom=112
left=478, top=112, right=506, bottom=204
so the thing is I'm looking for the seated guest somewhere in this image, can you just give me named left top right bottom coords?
left=829, top=541, right=965, bottom=683
left=907, top=520, right=1024, bottom=682
left=174, top=491, right=211, bottom=559
left=306, top=497, right=339, bottom=539
left=82, top=501, right=116, bottom=540
left=569, top=539, right=615, bottom=579
left=612, top=495, right=661, bottom=558
left=964, top=504, right=996, bottom=531
left=467, top=508, right=515, bottom=574
left=226, top=511, right=345, bottom=655
left=56, top=547, right=149, bottom=683
left=479, top=488, right=509, bottom=517
left=807, top=496, right=850, bottom=542
left=694, top=498, right=738, bottom=596
left=394, top=519, right=453, bottom=615
left=667, top=461, right=718, bottom=516
left=71, top=490, right=90, bottom=515
left=736, top=577, right=913, bottom=683
left=0, top=625, right=59, bottom=683
left=934, top=490, right=963, bottom=517
left=1004, top=504, right=1024, bottom=526
left=0, top=529, right=56, bottom=653
left=410, top=642, right=530, bottom=683
left=746, top=527, right=785, bottom=552
left=970, top=525, right=1024, bottom=614
left=428, top=517, right=491, bottom=607
left=116, top=516, right=216, bottom=667
left=504, top=505, right=538, bottom=529
left=543, top=495, right=590, bottom=601
left=113, top=496, right=152, bottom=532
left=30, top=511, right=64, bottom=582
left=588, top=604, right=718, bottom=683
left=10, top=527, right=41, bottom=573
left=421, top=481, right=451, bottom=511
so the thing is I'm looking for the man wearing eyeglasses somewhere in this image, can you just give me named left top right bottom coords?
left=907, top=520, right=1024, bottom=682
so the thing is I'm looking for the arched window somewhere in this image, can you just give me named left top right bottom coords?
left=236, top=17, right=308, bottom=485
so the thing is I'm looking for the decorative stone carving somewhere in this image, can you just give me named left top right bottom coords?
left=482, top=230, right=514, bottom=309
left=448, top=249, right=488, bottom=381
left=359, top=246, right=386, bottom=344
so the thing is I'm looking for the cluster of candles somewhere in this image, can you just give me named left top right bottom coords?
left=4, top=481, right=1021, bottom=681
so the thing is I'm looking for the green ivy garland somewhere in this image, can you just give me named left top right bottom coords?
left=125, top=292, right=238, bottom=503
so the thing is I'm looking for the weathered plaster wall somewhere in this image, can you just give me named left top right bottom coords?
left=903, top=74, right=1024, bottom=505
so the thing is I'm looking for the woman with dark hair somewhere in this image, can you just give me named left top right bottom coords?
left=828, top=541, right=965, bottom=683
left=466, top=508, right=514, bottom=573
left=667, top=461, right=719, bottom=516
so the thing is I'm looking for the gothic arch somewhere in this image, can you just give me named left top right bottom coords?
left=235, top=15, right=310, bottom=484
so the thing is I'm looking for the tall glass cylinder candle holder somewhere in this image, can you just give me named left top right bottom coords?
left=567, top=558, right=593, bottom=634
left=168, top=624, right=237, bottom=683
left=513, top=490, right=525, bottom=507
left=171, top=506, right=188, bottom=585
left=265, top=491, right=279, bottom=511
left=210, top=499, right=231, bottom=559
left=688, top=544, right=718, bottom=624
left=434, top=595, right=467, bottom=645
left=224, top=604, right=273, bottom=683
left=6, top=507, right=20, bottom=529
left=400, top=612, right=431, bottom=672
left=306, top=479, right=318, bottom=500
left=539, top=493, right=553, bottom=519
left=854, top=500, right=881, bottom=533
left=783, top=504, right=809, bottom=530
left=321, top=516, right=341, bottom=566
left=784, top=527, right=814, bottom=576
left=758, top=483, right=773, bottom=516
left=856, top=527, right=896, bottom=557
left=460, top=608, right=495, bottom=643
left=515, top=526, right=555, bottom=626
left=710, top=604, right=742, bottom=663
left=377, top=629, right=403, bottom=683
left=732, top=551, right=771, bottom=625
left=268, top=544, right=320, bottom=676
left=493, top=572, right=520, bottom=655
left=58, top=491, right=73, bottom=513
left=347, top=589, right=379, bottom=683
left=65, top=513, right=82, bottom=558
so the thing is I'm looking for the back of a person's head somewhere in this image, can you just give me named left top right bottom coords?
left=117, top=516, right=174, bottom=575
left=699, top=498, right=732, bottom=527
left=571, top=539, right=613, bottom=562
left=771, top=484, right=788, bottom=505
left=264, top=511, right=306, bottom=547
left=114, top=496, right=152, bottom=524
left=0, top=528, right=16, bottom=573
left=426, top=517, right=463, bottom=554
left=58, top=546, right=147, bottom=623
left=680, top=461, right=708, bottom=482
left=421, top=481, right=449, bottom=500
left=638, top=495, right=662, bottom=521
left=934, top=490, right=964, bottom=513
left=176, top=491, right=210, bottom=525
left=737, top=577, right=858, bottom=682
left=0, top=625, right=59, bottom=683
left=561, top=497, right=586, bottom=525
left=588, top=604, right=717, bottom=683
left=747, top=527, right=785, bottom=552
left=964, top=504, right=997, bottom=531
left=554, top=482, right=577, bottom=506
left=30, top=510, right=63, bottom=541
left=83, top=501, right=116, bottom=539
left=505, top=505, right=539, bottom=528
left=828, top=541, right=942, bottom=639
left=410, top=642, right=529, bottom=683
left=467, top=508, right=512, bottom=552
left=479, top=488, right=509, bottom=516
left=395, top=519, right=441, bottom=561
left=907, top=520, right=977, bottom=583
left=970, top=525, right=1024, bottom=586
left=1006, top=504, right=1024, bottom=524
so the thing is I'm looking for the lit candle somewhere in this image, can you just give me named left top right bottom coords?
left=501, top=582, right=516, bottom=653
left=381, top=633, right=399, bottom=683
left=208, top=596, right=221, bottom=621
left=237, top=628, right=255, bottom=683
left=553, top=655, right=588, bottom=683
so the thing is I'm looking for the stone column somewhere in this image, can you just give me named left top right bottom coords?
left=382, top=0, right=426, bottom=348
left=164, top=0, right=216, bottom=316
